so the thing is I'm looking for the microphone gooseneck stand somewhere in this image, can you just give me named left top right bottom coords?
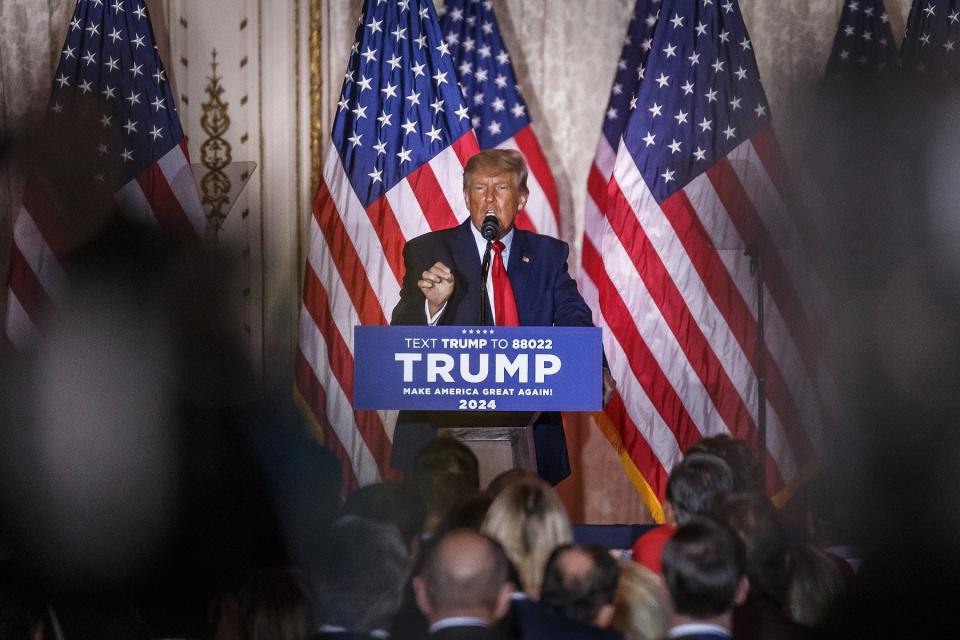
left=479, top=211, right=499, bottom=326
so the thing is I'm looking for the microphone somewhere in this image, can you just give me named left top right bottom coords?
left=480, top=209, right=499, bottom=240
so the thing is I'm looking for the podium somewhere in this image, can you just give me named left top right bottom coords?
left=354, top=325, right=603, bottom=482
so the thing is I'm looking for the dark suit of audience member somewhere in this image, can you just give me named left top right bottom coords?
left=308, top=516, right=409, bottom=640
left=413, top=529, right=512, bottom=640
left=499, top=598, right=623, bottom=640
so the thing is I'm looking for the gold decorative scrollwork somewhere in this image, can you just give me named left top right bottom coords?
left=200, top=49, right=232, bottom=240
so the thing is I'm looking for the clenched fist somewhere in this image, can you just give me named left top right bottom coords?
left=418, top=261, right=455, bottom=316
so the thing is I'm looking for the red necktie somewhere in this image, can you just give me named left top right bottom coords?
left=491, top=241, right=519, bottom=326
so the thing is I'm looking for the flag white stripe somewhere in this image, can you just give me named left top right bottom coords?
left=158, top=144, right=206, bottom=234
left=299, top=306, right=381, bottom=485
left=384, top=172, right=431, bottom=242
left=115, top=179, right=161, bottom=227
left=428, top=145, right=471, bottom=225
left=13, top=209, right=68, bottom=303
left=307, top=217, right=362, bottom=354
left=497, top=136, right=559, bottom=238
left=4, top=290, right=40, bottom=348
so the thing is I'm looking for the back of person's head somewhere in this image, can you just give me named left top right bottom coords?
left=666, top=452, right=735, bottom=525
left=662, top=517, right=746, bottom=620
left=238, top=567, right=310, bottom=640
left=481, top=477, right=572, bottom=597
left=313, top=516, right=409, bottom=632
left=686, top=435, right=762, bottom=495
left=433, top=492, right=494, bottom=539
left=785, top=544, right=847, bottom=630
left=486, top=468, right=538, bottom=498
left=338, top=482, right=423, bottom=549
left=540, top=545, right=620, bottom=628
left=414, top=529, right=511, bottom=622
left=412, top=437, right=480, bottom=491
left=612, top=560, right=668, bottom=640
left=709, top=492, right=788, bottom=605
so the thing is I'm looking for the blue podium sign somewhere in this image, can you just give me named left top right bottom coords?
left=354, top=326, right=602, bottom=412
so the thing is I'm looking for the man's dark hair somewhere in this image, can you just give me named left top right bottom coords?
left=709, top=492, right=789, bottom=605
left=686, top=435, right=762, bottom=495
left=667, top=452, right=735, bottom=524
left=312, top=516, right=409, bottom=632
left=662, top=517, right=745, bottom=619
left=411, top=438, right=480, bottom=521
left=417, top=529, right=509, bottom=613
left=540, top=544, right=619, bottom=626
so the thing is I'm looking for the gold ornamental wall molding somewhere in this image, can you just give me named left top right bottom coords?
left=199, top=48, right=233, bottom=240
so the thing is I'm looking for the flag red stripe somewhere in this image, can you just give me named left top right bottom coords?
left=582, top=236, right=703, bottom=456
left=302, top=262, right=394, bottom=479
left=407, top=162, right=460, bottom=231
left=606, top=178, right=760, bottom=448
left=313, top=181, right=388, bottom=327
left=451, top=131, right=481, bottom=166
left=21, top=182, right=71, bottom=258
left=706, top=159, right=821, bottom=373
left=514, top=126, right=561, bottom=225
left=365, top=196, right=407, bottom=284
left=295, top=347, right=359, bottom=494
left=137, top=163, right=195, bottom=236
left=514, top=209, right=537, bottom=232
left=605, top=390, right=670, bottom=498
left=662, top=189, right=814, bottom=468
left=587, top=164, right=610, bottom=212
left=7, top=243, right=52, bottom=327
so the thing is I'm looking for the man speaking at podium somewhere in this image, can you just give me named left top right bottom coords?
left=390, top=149, right=598, bottom=485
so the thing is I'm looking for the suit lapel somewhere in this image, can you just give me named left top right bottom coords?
left=507, top=228, right=532, bottom=324
left=449, top=219, right=484, bottom=324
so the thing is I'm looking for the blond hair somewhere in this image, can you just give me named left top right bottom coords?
left=611, top=560, right=668, bottom=640
left=480, top=477, right=571, bottom=597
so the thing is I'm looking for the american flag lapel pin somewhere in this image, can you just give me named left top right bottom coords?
left=522, top=255, right=530, bottom=263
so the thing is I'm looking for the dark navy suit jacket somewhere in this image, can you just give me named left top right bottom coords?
left=390, top=219, right=596, bottom=483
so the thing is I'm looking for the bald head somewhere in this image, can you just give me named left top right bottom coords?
left=414, top=529, right=510, bottom=622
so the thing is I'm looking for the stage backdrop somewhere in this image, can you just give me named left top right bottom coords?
left=0, top=0, right=909, bottom=522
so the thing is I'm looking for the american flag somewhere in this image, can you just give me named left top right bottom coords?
left=3, top=0, right=204, bottom=349
left=579, top=0, right=664, bottom=518
left=825, top=0, right=899, bottom=78
left=295, top=0, right=479, bottom=492
left=439, top=0, right=562, bottom=238
left=902, top=0, right=960, bottom=74
left=597, top=0, right=829, bottom=498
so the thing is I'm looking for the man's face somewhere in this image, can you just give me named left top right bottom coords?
left=464, top=169, right=527, bottom=240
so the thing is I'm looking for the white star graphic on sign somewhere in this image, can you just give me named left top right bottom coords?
left=723, top=125, right=736, bottom=140
left=668, top=139, right=682, bottom=153
left=397, top=148, right=412, bottom=163
left=121, top=148, right=133, bottom=162
left=674, top=110, right=688, bottom=124
left=62, top=45, right=76, bottom=60
left=347, top=131, right=362, bottom=147
left=382, top=82, right=398, bottom=99
left=132, top=34, right=146, bottom=49
left=456, top=104, right=470, bottom=120
left=357, top=75, right=373, bottom=92
left=729, top=96, right=742, bottom=110
left=124, top=119, right=138, bottom=135
left=754, top=103, right=767, bottom=118
left=663, top=43, right=677, bottom=58
left=82, top=50, right=97, bottom=65
left=131, top=62, right=144, bottom=78
left=126, top=90, right=141, bottom=106
left=387, top=54, right=402, bottom=70
left=662, top=169, right=675, bottom=183
left=656, top=73, right=670, bottom=88
left=149, top=125, right=163, bottom=141
left=695, top=21, right=708, bottom=36
left=411, top=62, right=426, bottom=77
left=607, top=107, right=618, bottom=120
left=55, top=73, right=71, bottom=88
left=433, top=70, right=448, bottom=85
left=681, top=80, right=694, bottom=95
left=368, top=167, right=383, bottom=184
left=368, top=18, right=383, bottom=33
left=705, top=88, right=718, bottom=103
left=511, top=103, right=526, bottom=118
left=102, top=84, right=117, bottom=99
left=86, top=22, right=100, bottom=37
left=108, top=27, right=123, bottom=43
left=649, top=102, right=663, bottom=117
left=406, top=90, right=421, bottom=106
left=374, top=140, right=387, bottom=155
left=402, top=119, right=417, bottom=135
left=492, top=97, right=506, bottom=112
left=496, top=50, right=509, bottom=65
left=699, top=117, right=712, bottom=131
left=494, top=74, right=508, bottom=88
left=426, top=126, right=443, bottom=142
left=78, top=79, right=93, bottom=94
left=377, top=111, right=393, bottom=126
left=134, top=5, right=147, bottom=19
left=352, top=105, right=367, bottom=119
left=487, top=121, right=502, bottom=135
left=670, top=13, right=684, bottom=28
left=362, top=47, right=377, bottom=63
left=689, top=52, right=701, bottom=65
left=693, top=147, right=707, bottom=161
left=392, top=25, right=407, bottom=41
left=643, top=132, right=656, bottom=147
left=735, top=66, right=748, bottom=80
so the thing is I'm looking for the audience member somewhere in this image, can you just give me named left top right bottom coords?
left=338, top=482, right=423, bottom=553
left=411, top=437, right=481, bottom=538
left=481, top=477, right=572, bottom=599
left=310, top=516, right=409, bottom=639
left=486, top=469, right=539, bottom=499
left=685, top=435, right=763, bottom=495
left=540, top=545, right=619, bottom=629
left=784, top=545, right=846, bottom=631
left=237, top=567, right=311, bottom=640
left=610, top=560, right=667, bottom=640
left=661, top=517, right=748, bottom=640
left=631, top=453, right=734, bottom=574
left=413, top=529, right=512, bottom=640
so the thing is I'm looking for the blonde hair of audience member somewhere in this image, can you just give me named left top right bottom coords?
left=611, top=559, right=668, bottom=640
left=785, top=544, right=847, bottom=630
left=481, top=477, right=572, bottom=599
